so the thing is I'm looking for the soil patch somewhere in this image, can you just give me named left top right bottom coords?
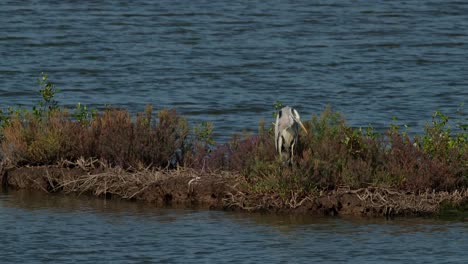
left=2, top=165, right=467, bottom=217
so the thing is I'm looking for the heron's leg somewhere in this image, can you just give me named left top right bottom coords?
left=277, top=136, right=283, bottom=157
left=290, top=141, right=295, bottom=165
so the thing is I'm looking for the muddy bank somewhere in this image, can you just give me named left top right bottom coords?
left=2, top=165, right=467, bottom=217
left=1, top=165, right=238, bottom=209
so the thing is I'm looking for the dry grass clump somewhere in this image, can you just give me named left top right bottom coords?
left=222, top=184, right=468, bottom=216
left=52, top=164, right=186, bottom=199
left=339, top=187, right=468, bottom=216
left=4, top=158, right=243, bottom=208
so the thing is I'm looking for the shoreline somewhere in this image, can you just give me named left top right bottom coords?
left=2, top=165, right=467, bottom=218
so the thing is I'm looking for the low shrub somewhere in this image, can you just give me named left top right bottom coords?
left=199, top=106, right=467, bottom=194
left=0, top=74, right=190, bottom=169
left=0, top=74, right=466, bottom=194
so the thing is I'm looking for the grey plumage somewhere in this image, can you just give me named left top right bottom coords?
left=274, top=106, right=307, bottom=165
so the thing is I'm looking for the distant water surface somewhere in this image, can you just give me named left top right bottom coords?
left=0, top=0, right=467, bottom=141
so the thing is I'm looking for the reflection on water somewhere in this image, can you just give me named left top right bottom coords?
left=1, top=189, right=466, bottom=263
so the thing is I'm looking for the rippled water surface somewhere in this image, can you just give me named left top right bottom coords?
left=1, top=0, right=467, bottom=140
left=1, top=2, right=467, bottom=262
left=0, top=190, right=467, bottom=263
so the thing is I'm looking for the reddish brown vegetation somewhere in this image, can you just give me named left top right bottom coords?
left=0, top=86, right=466, bottom=216
left=1, top=106, right=189, bottom=169
left=195, top=109, right=466, bottom=195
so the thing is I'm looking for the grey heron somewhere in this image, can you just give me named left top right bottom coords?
left=274, top=106, right=308, bottom=165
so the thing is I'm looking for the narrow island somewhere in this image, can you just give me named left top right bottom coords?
left=1, top=75, right=467, bottom=217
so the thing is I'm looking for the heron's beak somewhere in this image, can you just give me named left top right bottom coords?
left=298, top=121, right=308, bottom=134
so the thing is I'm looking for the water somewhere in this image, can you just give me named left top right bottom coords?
left=0, top=189, right=466, bottom=263
left=1, top=2, right=467, bottom=262
left=1, top=1, right=467, bottom=141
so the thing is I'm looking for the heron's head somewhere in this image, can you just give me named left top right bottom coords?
left=290, top=108, right=308, bottom=134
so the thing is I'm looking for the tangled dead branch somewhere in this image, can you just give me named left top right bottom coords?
left=2, top=161, right=467, bottom=217
left=338, top=187, right=468, bottom=216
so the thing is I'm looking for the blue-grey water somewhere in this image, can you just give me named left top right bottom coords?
left=1, top=189, right=467, bottom=263
left=1, top=0, right=467, bottom=141
left=1, top=1, right=468, bottom=262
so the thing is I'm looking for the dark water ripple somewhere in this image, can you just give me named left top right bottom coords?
left=0, top=0, right=467, bottom=141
